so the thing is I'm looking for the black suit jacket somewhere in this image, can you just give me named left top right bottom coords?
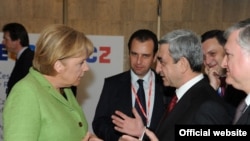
left=92, top=70, right=171, bottom=141
left=236, top=106, right=250, bottom=124
left=6, top=48, right=34, bottom=96
left=156, top=78, right=232, bottom=141
left=203, top=75, right=247, bottom=116
left=224, top=85, right=246, bottom=108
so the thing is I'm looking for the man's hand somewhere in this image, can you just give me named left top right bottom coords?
left=118, top=129, right=158, bottom=141
left=82, top=132, right=103, bottom=141
left=112, top=108, right=145, bottom=137
left=205, top=66, right=221, bottom=90
left=144, top=129, right=158, bottom=141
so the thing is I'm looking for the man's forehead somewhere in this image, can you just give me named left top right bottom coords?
left=225, top=30, right=240, bottom=49
left=157, top=47, right=170, bottom=60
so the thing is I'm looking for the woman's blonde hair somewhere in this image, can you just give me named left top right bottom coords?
left=33, top=24, right=93, bottom=75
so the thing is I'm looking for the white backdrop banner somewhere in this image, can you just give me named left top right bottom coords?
left=0, top=33, right=124, bottom=139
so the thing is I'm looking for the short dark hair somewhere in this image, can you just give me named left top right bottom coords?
left=201, top=29, right=226, bottom=46
left=2, top=22, right=29, bottom=47
left=128, top=29, right=158, bottom=55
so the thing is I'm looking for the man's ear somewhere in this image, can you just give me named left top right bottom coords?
left=178, top=57, right=189, bottom=73
left=15, top=39, right=22, bottom=46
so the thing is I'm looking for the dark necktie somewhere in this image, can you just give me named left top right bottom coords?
left=233, top=100, right=247, bottom=124
left=161, top=94, right=178, bottom=121
left=167, top=94, right=178, bottom=113
left=135, top=79, right=147, bottom=125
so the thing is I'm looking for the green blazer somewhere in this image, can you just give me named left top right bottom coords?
left=3, top=67, right=88, bottom=141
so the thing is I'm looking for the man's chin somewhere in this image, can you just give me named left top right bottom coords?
left=225, top=77, right=238, bottom=88
left=163, top=81, right=170, bottom=87
left=225, top=77, right=231, bottom=84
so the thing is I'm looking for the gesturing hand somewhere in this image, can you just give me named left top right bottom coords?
left=82, top=132, right=103, bottom=141
left=111, top=108, right=145, bottom=137
left=118, top=129, right=159, bottom=141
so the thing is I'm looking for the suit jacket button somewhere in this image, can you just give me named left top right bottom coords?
left=79, top=122, right=83, bottom=127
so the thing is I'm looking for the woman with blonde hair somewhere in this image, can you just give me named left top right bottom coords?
left=3, top=24, right=102, bottom=141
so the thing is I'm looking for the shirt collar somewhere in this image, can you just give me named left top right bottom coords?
left=131, top=69, right=152, bottom=87
left=17, top=47, right=28, bottom=60
left=244, top=94, right=250, bottom=106
left=176, top=73, right=204, bottom=100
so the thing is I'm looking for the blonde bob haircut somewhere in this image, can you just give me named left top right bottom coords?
left=33, top=24, right=94, bottom=75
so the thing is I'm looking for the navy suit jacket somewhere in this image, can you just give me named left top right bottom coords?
left=156, top=78, right=232, bottom=141
left=6, top=48, right=34, bottom=97
left=92, top=70, right=171, bottom=141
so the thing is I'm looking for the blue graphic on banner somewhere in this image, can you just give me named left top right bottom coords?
left=87, top=46, right=111, bottom=63
left=0, top=44, right=7, bottom=61
left=0, top=44, right=35, bottom=61
left=29, top=45, right=35, bottom=51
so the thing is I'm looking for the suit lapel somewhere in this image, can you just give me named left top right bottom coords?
left=150, top=72, right=165, bottom=127
left=162, top=79, right=206, bottom=123
left=237, top=106, right=250, bottom=124
left=47, top=87, right=73, bottom=107
left=116, top=71, right=133, bottom=115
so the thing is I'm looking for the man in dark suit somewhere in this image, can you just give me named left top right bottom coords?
left=154, top=29, right=232, bottom=141
left=116, top=30, right=232, bottom=141
left=2, top=23, right=34, bottom=97
left=92, top=29, right=173, bottom=141
left=201, top=29, right=246, bottom=114
left=221, top=18, right=250, bottom=124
